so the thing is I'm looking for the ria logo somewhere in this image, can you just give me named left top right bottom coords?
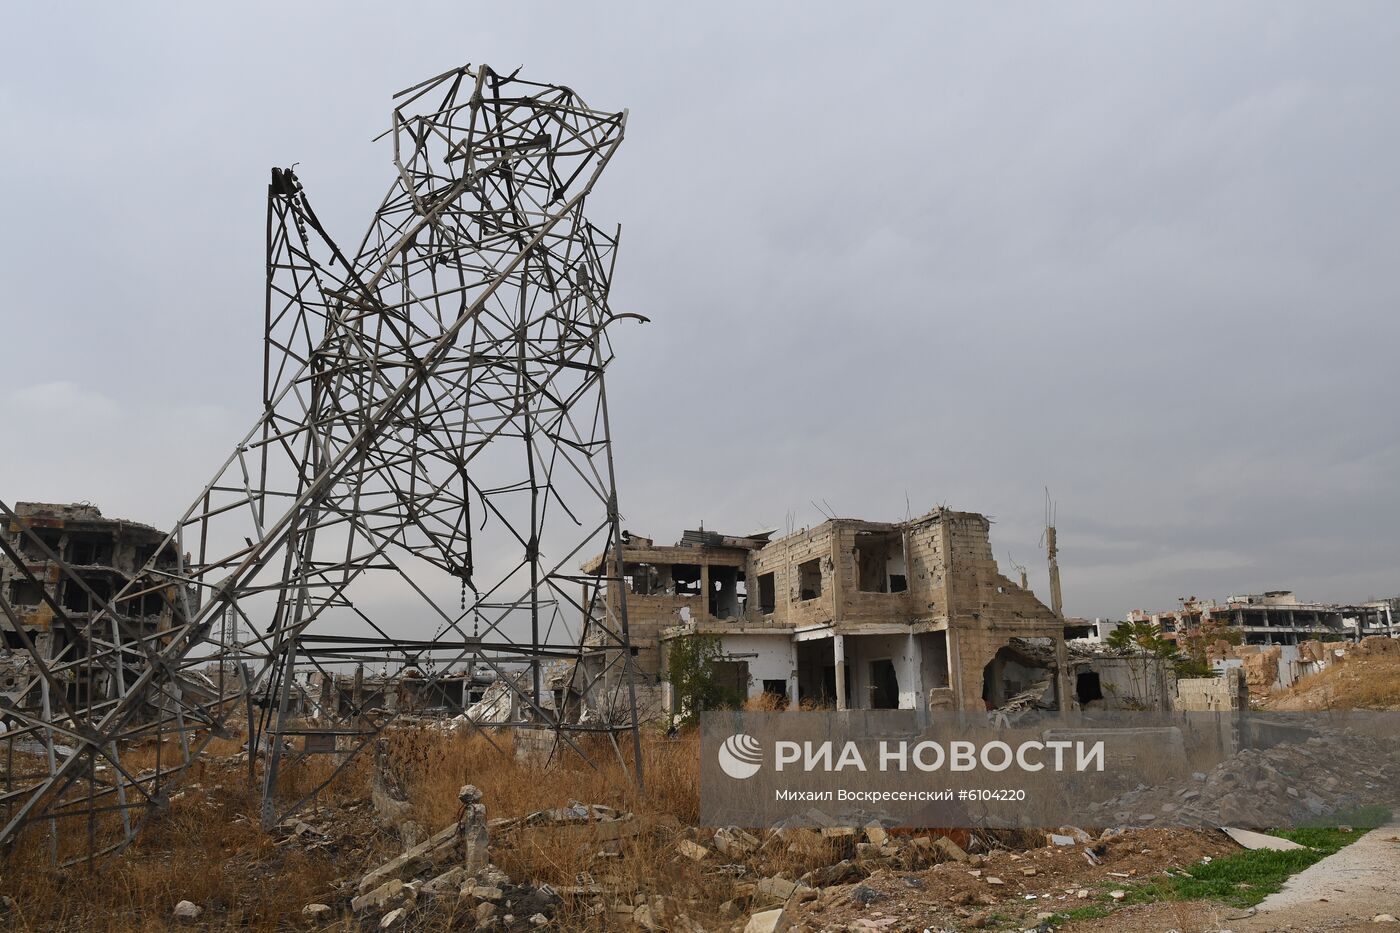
left=718, top=733, right=763, bottom=779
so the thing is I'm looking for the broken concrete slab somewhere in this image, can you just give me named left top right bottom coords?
left=743, top=906, right=791, bottom=933
left=1222, top=827, right=1306, bottom=851
left=352, top=879, right=413, bottom=914
left=933, top=834, right=969, bottom=861
left=357, top=823, right=460, bottom=894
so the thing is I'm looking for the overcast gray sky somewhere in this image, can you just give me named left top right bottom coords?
left=2, top=2, right=1397, bottom=619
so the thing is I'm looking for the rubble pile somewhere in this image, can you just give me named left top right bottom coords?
left=330, top=784, right=566, bottom=932
left=1084, top=732, right=1400, bottom=828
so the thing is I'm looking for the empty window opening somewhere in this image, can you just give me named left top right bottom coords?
left=708, top=566, right=745, bottom=619
left=797, top=559, right=822, bottom=601
left=67, top=536, right=114, bottom=567
left=62, top=577, right=112, bottom=612
left=19, top=529, right=61, bottom=560
left=757, top=572, right=776, bottom=614
left=623, top=562, right=661, bottom=596
left=8, top=580, right=45, bottom=607
left=2, top=628, right=26, bottom=650
left=868, top=659, right=899, bottom=709
left=1076, top=670, right=1104, bottom=705
left=671, top=564, right=701, bottom=597
left=62, top=580, right=91, bottom=611
left=854, top=532, right=906, bottom=593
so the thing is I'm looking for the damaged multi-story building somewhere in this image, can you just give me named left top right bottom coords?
left=0, top=501, right=194, bottom=707
left=1128, top=590, right=1399, bottom=646
left=582, top=506, right=1175, bottom=718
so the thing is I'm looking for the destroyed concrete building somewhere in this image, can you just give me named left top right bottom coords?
left=1128, top=590, right=1399, bottom=646
left=307, top=665, right=506, bottom=720
left=583, top=507, right=1175, bottom=716
left=0, top=501, right=194, bottom=706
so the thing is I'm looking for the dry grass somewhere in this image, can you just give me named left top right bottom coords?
left=1266, top=651, right=1400, bottom=710
left=0, top=727, right=725, bottom=931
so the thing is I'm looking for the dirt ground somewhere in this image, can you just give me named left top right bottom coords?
left=788, top=828, right=1239, bottom=931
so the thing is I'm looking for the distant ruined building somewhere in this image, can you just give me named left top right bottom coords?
left=0, top=501, right=196, bottom=708
left=583, top=506, right=1177, bottom=720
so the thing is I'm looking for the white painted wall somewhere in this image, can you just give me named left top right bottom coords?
left=842, top=633, right=922, bottom=709
left=718, top=633, right=797, bottom=701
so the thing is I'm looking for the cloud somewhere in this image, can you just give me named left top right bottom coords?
left=1, top=2, right=1397, bottom=622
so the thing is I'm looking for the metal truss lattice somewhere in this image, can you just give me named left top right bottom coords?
left=0, top=63, right=643, bottom=864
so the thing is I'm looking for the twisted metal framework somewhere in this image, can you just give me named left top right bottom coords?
left=0, top=64, right=643, bottom=864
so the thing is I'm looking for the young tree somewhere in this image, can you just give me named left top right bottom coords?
left=1106, top=621, right=1180, bottom=706
left=667, top=634, right=745, bottom=726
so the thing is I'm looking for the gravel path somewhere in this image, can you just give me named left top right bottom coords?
left=1233, top=821, right=1400, bottom=932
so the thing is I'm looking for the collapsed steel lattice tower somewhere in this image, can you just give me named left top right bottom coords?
left=0, top=64, right=643, bottom=863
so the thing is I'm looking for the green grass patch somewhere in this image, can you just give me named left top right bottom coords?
left=1044, top=904, right=1112, bottom=925
left=1114, top=812, right=1387, bottom=909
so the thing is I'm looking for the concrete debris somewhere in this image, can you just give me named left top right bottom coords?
left=715, top=825, right=762, bottom=857
left=744, top=906, right=792, bottom=933
left=301, top=903, right=332, bottom=920
left=1085, top=731, right=1400, bottom=828
left=1221, top=827, right=1306, bottom=851
left=676, top=838, right=710, bottom=861
left=351, top=878, right=413, bottom=915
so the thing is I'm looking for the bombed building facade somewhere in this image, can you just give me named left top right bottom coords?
left=583, top=507, right=1174, bottom=717
left=0, top=501, right=194, bottom=707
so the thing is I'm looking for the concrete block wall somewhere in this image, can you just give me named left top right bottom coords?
left=1176, top=668, right=1247, bottom=711
left=751, top=525, right=837, bottom=629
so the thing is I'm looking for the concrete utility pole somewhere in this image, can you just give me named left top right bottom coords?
left=1046, top=526, right=1063, bottom=618
left=1043, top=491, right=1063, bottom=618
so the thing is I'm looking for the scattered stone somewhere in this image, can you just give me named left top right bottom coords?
left=756, top=876, right=800, bottom=903
left=302, top=903, right=332, bottom=920
left=379, top=907, right=407, bottom=930
left=744, top=906, right=791, bottom=933
left=933, top=835, right=969, bottom=861
left=985, top=876, right=1005, bottom=885
left=172, top=901, right=202, bottom=922
left=1110, top=890, right=1126, bottom=901
left=676, top=838, right=710, bottom=861
left=1372, top=914, right=1397, bottom=923
left=849, top=885, right=882, bottom=906
left=863, top=820, right=889, bottom=846
left=475, top=901, right=497, bottom=925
